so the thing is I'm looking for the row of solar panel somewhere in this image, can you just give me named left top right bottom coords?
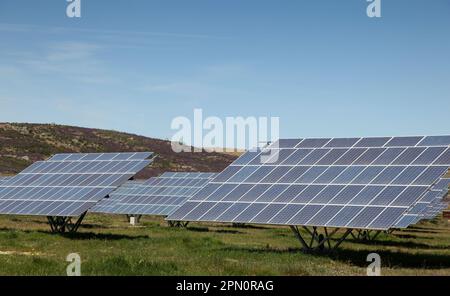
left=49, top=152, right=153, bottom=161
left=0, top=186, right=114, bottom=201
left=232, top=147, right=449, bottom=166
left=167, top=201, right=405, bottom=230
left=0, top=153, right=154, bottom=217
left=212, top=165, right=447, bottom=185
left=396, top=178, right=450, bottom=227
left=270, top=136, right=450, bottom=149
left=1, top=174, right=135, bottom=188
left=91, top=172, right=217, bottom=216
left=0, top=199, right=96, bottom=216
left=143, top=177, right=213, bottom=189
left=89, top=180, right=145, bottom=213
left=159, top=172, right=216, bottom=179
left=92, top=174, right=445, bottom=230
left=102, top=202, right=181, bottom=216
left=0, top=142, right=447, bottom=232
left=20, top=160, right=149, bottom=174
left=89, top=172, right=446, bottom=230
left=167, top=137, right=450, bottom=230
left=187, top=183, right=428, bottom=207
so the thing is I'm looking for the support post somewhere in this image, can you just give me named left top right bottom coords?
left=128, top=215, right=142, bottom=225
left=289, top=226, right=309, bottom=250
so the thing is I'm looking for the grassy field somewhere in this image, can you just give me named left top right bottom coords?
left=0, top=214, right=449, bottom=276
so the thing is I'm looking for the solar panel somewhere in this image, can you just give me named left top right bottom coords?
left=92, top=172, right=216, bottom=216
left=158, top=172, right=216, bottom=179
left=0, top=177, right=12, bottom=185
left=394, top=177, right=449, bottom=227
left=167, top=136, right=450, bottom=232
left=89, top=180, right=145, bottom=213
left=0, top=152, right=153, bottom=217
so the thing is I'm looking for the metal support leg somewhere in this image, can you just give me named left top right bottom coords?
left=289, top=226, right=309, bottom=250
left=167, top=220, right=189, bottom=228
left=352, top=229, right=382, bottom=242
left=332, top=229, right=353, bottom=250
left=371, top=230, right=382, bottom=241
left=69, top=212, right=87, bottom=233
left=46, top=212, right=86, bottom=233
left=290, top=226, right=353, bottom=252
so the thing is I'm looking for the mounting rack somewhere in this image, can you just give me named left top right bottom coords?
left=47, top=212, right=87, bottom=233
left=167, top=221, right=189, bottom=227
left=289, top=226, right=353, bottom=252
left=350, top=229, right=382, bottom=241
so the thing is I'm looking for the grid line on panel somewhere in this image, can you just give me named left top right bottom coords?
left=333, top=149, right=424, bottom=228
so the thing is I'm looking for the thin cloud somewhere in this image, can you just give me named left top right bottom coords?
left=10, top=41, right=113, bottom=84
left=0, top=23, right=227, bottom=40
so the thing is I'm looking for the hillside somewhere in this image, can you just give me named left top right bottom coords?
left=0, top=123, right=238, bottom=178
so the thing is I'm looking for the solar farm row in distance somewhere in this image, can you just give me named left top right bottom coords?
left=419, top=177, right=449, bottom=220
left=0, top=152, right=153, bottom=217
left=90, top=180, right=145, bottom=214
left=395, top=177, right=449, bottom=227
left=92, top=172, right=216, bottom=216
left=167, top=136, right=450, bottom=230
left=395, top=178, right=449, bottom=227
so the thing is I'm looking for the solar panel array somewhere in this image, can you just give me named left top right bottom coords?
left=167, top=136, right=450, bottom=230
left=90, top=180, right=145, bottom=213
left=395, top=178, right=449, bottom=227
left=0, top=153, right=153, bottom=217
left=92, top=172, right=216, bottom=216
left=420, top=177, right=449, bottom=220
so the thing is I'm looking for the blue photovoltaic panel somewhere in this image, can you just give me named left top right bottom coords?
left=90, top=180, right=145, bottom=213
left=92, top=172, right=216, bottom=216
left=158, top=172, right=216, bottom=179
left=394, top=177, right=449, bottom=227
left=385, top=136, right=423, bottom=147
left=0, top=177, right=12, bottom=185
left=0, top=153, right=153, bottom=217
left=431, top=178, right=450, bottom=191
left=270, top=139, right=304, bottom=148
left=421, top=199, right=448, bottom=219
left=167, top=136, right=450, bottom=230
left=418, top=136, right=450, bottom=147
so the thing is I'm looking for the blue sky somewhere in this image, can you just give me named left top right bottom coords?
left=0, top=0, right=449, bottom=147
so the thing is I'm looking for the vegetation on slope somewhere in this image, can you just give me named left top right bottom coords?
left=0, top=123, right=237, bottom=178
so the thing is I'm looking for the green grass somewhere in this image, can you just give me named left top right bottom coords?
left=0, top=214, right=449, bottom=275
